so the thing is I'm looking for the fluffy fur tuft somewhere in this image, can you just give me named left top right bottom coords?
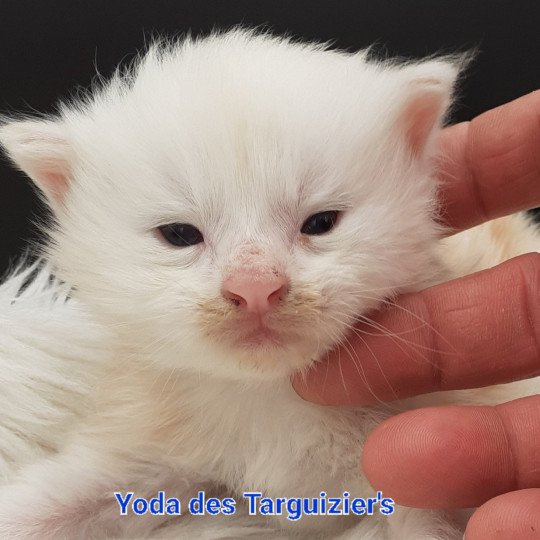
left=0, top=262, right=107, bottom=481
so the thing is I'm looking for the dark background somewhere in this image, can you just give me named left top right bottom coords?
left=1, top=0, right=539, bottom=275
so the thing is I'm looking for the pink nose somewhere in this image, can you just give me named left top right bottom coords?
left=222, top=275, right=288, bottom=315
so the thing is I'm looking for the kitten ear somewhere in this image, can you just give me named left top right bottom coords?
left=0, top=118, right=73, bottom=205
left=393, top=58, right=463, bottom=159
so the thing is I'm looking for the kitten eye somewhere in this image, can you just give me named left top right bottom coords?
left=301, top=211, right=339, bottom=236
left=158, top=223, right=204, bottom=247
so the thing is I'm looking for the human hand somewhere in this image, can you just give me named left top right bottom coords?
left=293, top=91, right=540, bottom=539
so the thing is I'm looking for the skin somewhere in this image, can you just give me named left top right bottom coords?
left=293, top=91, right=540, bottom=539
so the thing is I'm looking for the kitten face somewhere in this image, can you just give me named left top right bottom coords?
left=0, top=30, right=459, bottom=380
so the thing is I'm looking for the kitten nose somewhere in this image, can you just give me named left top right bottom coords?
left=222, top=275, right=288, bottom=315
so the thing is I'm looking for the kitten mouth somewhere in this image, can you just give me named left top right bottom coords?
left=236, top=326, right=283, bottom=348
left=234, top=322, right=283, bottom=348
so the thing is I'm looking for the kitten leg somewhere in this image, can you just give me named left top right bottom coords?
left=153, top=504, right=294, bottom=540
left=0, top=442, right=203, bottom=539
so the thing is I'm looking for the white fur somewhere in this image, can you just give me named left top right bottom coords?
left=0, top=262, right=107, bottom=481
left=0, top=29, right=538, bottom=538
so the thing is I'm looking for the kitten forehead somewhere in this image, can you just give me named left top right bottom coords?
left=78, top=33, right=349, bottom=121
left=64, top=31, right=387, bottom=197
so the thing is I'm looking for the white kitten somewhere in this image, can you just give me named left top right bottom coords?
left=0, top=29, right=538, bottom=539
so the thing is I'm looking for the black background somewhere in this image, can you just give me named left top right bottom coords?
left=1, top=1, right=539, bottom=275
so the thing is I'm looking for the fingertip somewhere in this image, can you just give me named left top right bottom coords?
left=362, top=408, right=466, bottom=508
left=291, top=372, right=329, bottom=405
left=466, top=489, right=540, bottom=540
left=291, top=351, right=377, bottom=406
left=362, top=406, right=513, bottom=508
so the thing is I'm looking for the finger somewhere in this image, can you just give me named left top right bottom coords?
left=293, top=253, right=539, bottom=406
left=362, top=396, right=540, bottom=508
left=466, top=489, right=540, bottom=540
left=438, top=90, right=540, bottom=232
